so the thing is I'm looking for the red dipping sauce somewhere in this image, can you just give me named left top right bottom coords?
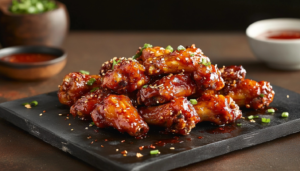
left=258, top=30, right=300, bottom=40
left=0, top=53, right=56, bottom=63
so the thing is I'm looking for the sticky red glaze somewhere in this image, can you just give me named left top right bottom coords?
left=221, top=79, right=275, bottom=109
left=141, top=46, right=170, bottom=62
left=144, top=45, right=210, bottom=75
left=138, top=73, right=196, bottom=106
left=70, top=88, right=112, bottom=120
left=258, top=30, right=300, bottom=40
left=0, top=53, right=56, bottom=63
left=90, top=95, right=149, bottom=137
left=220, top=65, right=246, bottom=84
left=138, top=97, right=200, bottom=135
left=193, top=94, right=242, bottom=125
left=102, top=59, right=150, bottom=94
left=57, top=72, right=102, bottom=106
left=193, top=64, right=224, bottom=91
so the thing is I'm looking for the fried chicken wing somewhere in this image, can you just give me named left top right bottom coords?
left=138, top=97, right=200, bottom=135
left=101, top=59, right=150, bottom=94
left=220, top=79, right=275, bottom=109
left=90, top=95, right=149, bottom=137
left=70, top=88, right=112, bottom=120
left=220, top=65, right=246, bottom=84
left=193, top=64, right=224, bottom=91
left=193, top=94, right=242, bottom=125
left=137, top=73, right=196, bottom=106
left=144, top=45, right=210, bottom=75
left=58, top=72, right=102, bottom=106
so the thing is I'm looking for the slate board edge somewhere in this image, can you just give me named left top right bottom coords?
left=1, top=100, right=300, bottom=171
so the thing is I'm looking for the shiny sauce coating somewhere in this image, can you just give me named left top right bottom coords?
left=0, top=53, right=56, bottom=63
left=258, top=30, right=300, bottom=40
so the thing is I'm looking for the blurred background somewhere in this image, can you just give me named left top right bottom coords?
left=60, top=0, right=300, bottom=31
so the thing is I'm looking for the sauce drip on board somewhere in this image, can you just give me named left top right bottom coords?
left=258, top=30, right=300, bottom=40
left=0, top=53, right=56, bottom=63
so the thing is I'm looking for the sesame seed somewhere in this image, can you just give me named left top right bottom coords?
left=150, top=61, right=153, bottom=63
left=136, top=153, right=143, bottom=158
left=176, top=57, right=180, bottom=60
left=157, top=101, right=159, bottom=103
left=89, top=124, right=93, bottom=127
left=170, top=147, right=175, bottom=150
left=71, top=129, right=74, bottom=131
left=287, top=95, right=289, bottom=98
left=59, top=114, right=62, bottom=116
left=25, top=104, right=31, bottom=109
left=39, top=113, right=42, bottom=116
left=66, top=117, right=69, bottom=119
left=85, top=127, right=88, bottom=130
left=69, top=123, right=71, bottom=126
left=116, top=149, right=119, bottom=151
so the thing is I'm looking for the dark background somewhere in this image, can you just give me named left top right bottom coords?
left=59, top=0, right=300, bottom=31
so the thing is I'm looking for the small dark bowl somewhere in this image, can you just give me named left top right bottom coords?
left=0, top=46, right=66, bottom=80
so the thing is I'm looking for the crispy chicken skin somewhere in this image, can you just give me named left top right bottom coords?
left=140, top=46, right=171, bottom=62
left=138, top=97, right=200, bottom=135
left=193, top=94, right=242, bottom=125
left=102, top=59, right=150, bottom=94
left=220, top=65, right=246, bottom=84
left=144, top=45, right=210, bottom=75
left=70, top=89, right=112, bottom=120
left=58, top=72, right=102, bottom=106
left=90, top=95, right=149, bottom=137
left=137, top=73, right=196, bottom=106
left=193, top=64, right=224, bottom=91
left=220, top=79, right=275, bottom=109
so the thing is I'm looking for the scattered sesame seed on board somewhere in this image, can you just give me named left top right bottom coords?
left=59, top=114, right=62, bottom=116
left=71, top=129, right=74, bottom=131
left=25, top=104, right=31, bottom=109
left=287, top=95, right=289, bottom=98
left=85, top=127, right=88, bottom=130
left=136, top=153, right=143, bottom=158
left=170, top=147, right=175, bottom=150
left=39, top=113, right=42, bottom=116
left=116, top=149, right=119, bottom=151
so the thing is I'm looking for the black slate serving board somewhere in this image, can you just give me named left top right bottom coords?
left=1, top=85, right=300, bottom=171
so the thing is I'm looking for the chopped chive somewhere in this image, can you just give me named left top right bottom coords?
left=133, top=43, right=153, bottom=59
left=260, top=94, right=264, bottom=97
left=90, top=87, right=99, bottom=92
left=189, top=99, right=197, bottom=105
left=112, top=59, right=121, bottom=69
left=80, top=70, right=90, bottom=75
left=87, top=78, right=96, bottom=86
left=281, top=112, right=289, bottom=118
left=198, top=58, right=211, bottom=66
left=143, top=85, right=148, bottom=88
left=236, top=123, right=242, bottom=126
left=90, top=122, right=95, bottom=126
left=30, top=101, right=38, bottom=106
left=22, top=102, right=30, bottom=106
left=253, top=115, right=260, bottom=119
left=248, top=115, right=254, bottom=120
left=165, top=45, right=173, bottom=52
left=177, top=45, right=186, bottom=51
left=150, top=150, right=159, bottom=155
left=261, top=118, right=270, bottom=123
left=190, top=53, right=195, bottom=57
left=267, top=109, right=275, bottom=113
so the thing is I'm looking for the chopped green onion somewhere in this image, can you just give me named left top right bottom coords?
left=80, top=70, right=90, bottom=75
left=9, top=0, right=57, bottom=14
left=236, top=123, right=242, bottom=126
left=165, top=45, right=173, bottom=52
left=198, top=58, right=211, bottom=66
left=112, top=59, right=121, bottom=69
left=189, top=99, right=197, bottom=105
left=261, top=118, right=270, bottom=123
left=90, top=122, right=95, bottom=126
left=253, top=115, right=260, bottom=119
left=177, top=45, right=186, bottom=51
left=22, top=102, right=30, bottom=106
left=150, top=150, right=159, bottom=155
left=143, top=85, right=148, bottom=88
left=30, top=100, right=38, bottom=106
left=87, top=78, right=96, bottom=86
left=260, top=94, right=264, bottom=97
left=133, top=43, right=153, bottom=59
left=267, top=109, right=275, bottom=113
left=190, top=53, right=195, bottom=57
left=248, top=115, right=254, bottom=120
left=90, top=87, right=99, bottom=92
left=281, top=112, right=289, bottom=118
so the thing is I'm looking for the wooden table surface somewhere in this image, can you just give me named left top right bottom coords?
left=1, top=32, right=300, bottom=171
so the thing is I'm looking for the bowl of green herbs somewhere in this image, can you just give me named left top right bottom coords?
left=0, top=0, right=69, bottom=47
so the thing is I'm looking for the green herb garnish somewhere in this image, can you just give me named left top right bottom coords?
left=177, top=45, right=186, bottom=51
left=281, top=112, right=289, bottom=118
left=198, top=58, right=211, bottom=66
left=261, top=118, right=270, bottom=123
left=87, top=78, right=96, bottom=86
left=236, top=123, right=242, bottom=126
left=248, top=115, right=254, bottom=120
left=133, top=43, right=153, bottom=59
left=22, top=102, right=30, bottom=106
left=260, top=94, right=264, bottom=97
left=112, top=59, right=121, bottom=69
left=10, top=0, right=57, bottom=14
left=90, top=122, right=95, bottom=126
left=267, top=109, right=275, bottom=113
left=165, top=45, right=173, bottom=53
left=30, top=100, right=38, bottom=106
left=80, top=70, right=90, bottom=75
left=190, top=53, right=195, bottom=57
left=150, top=150, right=159, bottom=155
left=90, top=87, right=99, bottom=92
left=189, top=99, right=197, bottom=105
left=143, top=85, right=148, bottom=88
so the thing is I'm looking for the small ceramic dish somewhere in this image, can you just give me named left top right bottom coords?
left=246, top=18, right=300, bottom=70
left=0, top=46, right=66, bottom=80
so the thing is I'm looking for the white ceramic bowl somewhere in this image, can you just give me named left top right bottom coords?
left=246, top=18, right=300, bottom=70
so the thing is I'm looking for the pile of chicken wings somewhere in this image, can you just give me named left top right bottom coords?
left=58, top=44, right=275, bottom=138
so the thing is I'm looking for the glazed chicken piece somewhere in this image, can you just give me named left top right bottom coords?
left=101, top=58, right=150, bottom=94
left=193, top=94, right=242, bottom=125
left=90, top=95, right=149, bottom=137
left=220, top=79, right=275, bottom=109
left=70, top=88, right=112, bottom=120
left=193, top=64, right=224, bottom=91
left=58, top=72, right=102, bottom=106
left=139, top=97, right=200, bottom=135
left=137, top=73, right=196, bottom=106
left=140, top=46, right=171, bottom=62
left=220, top=65, right=246, bottom=84
left=143, top=44, right=210, bottom=75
